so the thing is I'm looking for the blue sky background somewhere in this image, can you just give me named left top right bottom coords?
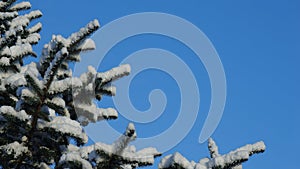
left=29, top=0, right=299, bottom=168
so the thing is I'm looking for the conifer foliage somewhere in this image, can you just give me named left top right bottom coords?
left=159, top=138, right=265, bottom=169
left=0, top=1, right=265, bottom=169
left=0, top=1, right=160, bottom=168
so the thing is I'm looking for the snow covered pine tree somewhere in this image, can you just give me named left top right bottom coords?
left=0, top=1, right=265, bottom=169
left=0, top=1, right=160, bottom=168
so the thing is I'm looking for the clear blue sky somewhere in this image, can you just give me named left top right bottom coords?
left=30, top=0, right=299, bottom=168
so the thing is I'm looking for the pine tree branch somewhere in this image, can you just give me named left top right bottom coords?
left=159, top=139, right=266, bottom=169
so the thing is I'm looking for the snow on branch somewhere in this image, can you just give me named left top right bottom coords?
left=38, top=20, right=99, bottom=79
left=0, top=1, right=41, bottom=70
left=159, top=152, right=194, bottom=169
left=96, top=83, right=116, bottom=96
left=66, top=54, right=81, bottom=62
left=159, top=138, right=266, bottom=169
left=58, top=152, right=93, bottom=169
left=7, top=1, right=31, bottom=11
left=44, top=47, right=69, bottom=85
left=24, top=71, right=43, bottom=96
left=72, top=38, right=96, bottom=53
left=67, top=19, right=99, bottom=48
left=97, top=107, right=118, bottom=120
left=75, top=102, right=118, bottom=126
left=38, top=35, right=70, bottom=76
left=45, top=97, right=65, bottom=110
left=4, top=62, right=39, bottom=90
left=112, top=123, right=137, bottom=155
left=0, top=0, right=17, bottom=10
left=70, top=64, right=130, bottom=126
left=37, top=116, right=88, bottom=145
left=44, top=97, right=68, bottom=116
left=0, top=11, right=17, bottom=20
left=92, top=64, right=130, bottom=99
left=48, top=77, right=82, bottom=95
left=0, top=105, right=29, bottom=122
left=62, top=123, right=160, bottom=168
left=22, top=33, right=40, bottom=44
left=0, top=43, right=36, bottom=61
left=208, top=138, right=220, bottom=158
left=229, top=141, right=266, bottom=156
left=120, top=147, right=162, bottom=167
left=0, top=141, right=29, bottom=158
left=0, top=56, right=10, bottom=66
left=20, top=88, right=40, bottom=105
left=96, top=64, right=131, bottom=87
left=9, top=15, right=30, bottom=29
left=27, top=22, right=42, bottom=34
left=39, top=163, right=51, bottom=169
left=25, top=10, right=42, bottom=21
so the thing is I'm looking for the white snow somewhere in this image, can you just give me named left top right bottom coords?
left=56, top=68, right=72, bottom=78
left=24, top=70, right=43, bottom=91
left=39, top=162, right=51, bottom=169
left=232, top=165, right=243, bottom=169
left=76, top=39, right=96, bottom=52
left=0, top=61, right=38, bottom=89
left=21, top=88, right=37, bottom=101
left=3, top=62, right=40, bottom=90
left=97, top=108, right=118, bottom=120
left=121, top=165, right=133, bottom=169
left=48, top=77, right=82, bottom=95
left=0, top=2, right=8, bottom=9
left=126, top=123, right=135, bottom=135
left=75, top=102, right=118, bottom=126
left=39, top=35, right=70, bottom=72
left=78, top=66, right=96, bottom=88
left=96, top=64, right=131, bottom=84
left=208, top=138, right=220, bottom=158
left=0, top=141, right=29, bottom=158
left=198, top=158, right=210, bottom=166
left=38, top=116, right=88, bottom=143
left=68, top=54, right=81, bottom=62
left=44, top=47, right=69, bottom=83
left=0, top=57, right=10, bottom=66
left=93, top=142, right=113, bottom=156
left=232, top=141, right=266, bottom=155
left=25, top=10, right=42, bottom=20
left=121, top=147, right=161, bottom=165
left=159, top=153, right=193, bottom=169
left=59, top=153, right=92, bottom=169
left=8, top=1, right=31, bottom=11
left=22, top=33, right=40, bottom=44
left=83, top=141, right=160, bottom=167
left=207, top=151, right=249, bottom=168
left=10, top=16, right=30, bottom=29
left=4, top=28, right=16, bottom=38
left=159, top=140, right=266, bottom=169
left=0, top=106, right=29, bottom=122
left=1, top=43, right=33, bottom=60
left=0, top=12, right=18, bottom=20
left=100, top=84, right=116, bottom=96
left=68, top=19, right=100, bottom=46
left=46, top=97, right=66, bottom=109
left=28, top=22, right=42, bottom=33
left=22, top=62, right=40, bottom=77
left=70, top=123, right=159, bottom=168
left=11, top=43, right=33, bottom=59
left=112, top=123, right=136, bottom=155
left=48, top=108, right=56, bottom=117
left=1, top=47, right=10, bottom=56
